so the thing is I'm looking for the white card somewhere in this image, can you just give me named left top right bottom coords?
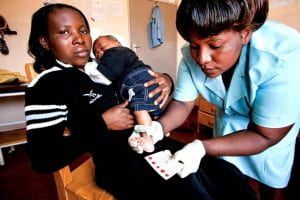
left=144, top=150, right=183, bottom=180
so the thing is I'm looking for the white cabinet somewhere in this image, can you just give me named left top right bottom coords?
left=0, top=84, right=27, bottom=165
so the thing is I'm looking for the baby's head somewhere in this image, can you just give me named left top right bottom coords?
left=93, top=35, right=121, bottom=60
left=28, top=3, right=92, bottom=72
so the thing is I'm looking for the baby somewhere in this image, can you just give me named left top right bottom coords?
left=86, top=35, right=166, bottom=153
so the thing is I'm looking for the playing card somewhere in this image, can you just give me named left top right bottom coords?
left=144, top=150, right=183, bottom=180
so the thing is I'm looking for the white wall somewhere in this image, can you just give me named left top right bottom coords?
left=269, top=0, right=300, bottom=31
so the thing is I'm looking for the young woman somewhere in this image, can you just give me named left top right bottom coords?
left=133, top=0, right=300, bottom=199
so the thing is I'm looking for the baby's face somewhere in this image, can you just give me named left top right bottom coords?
left=93, top=37, right=120, bottom=60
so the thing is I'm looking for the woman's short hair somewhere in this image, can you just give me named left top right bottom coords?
left=176, top=0, right=269, bottom=41
left=28, top=3, right=90, bottom=72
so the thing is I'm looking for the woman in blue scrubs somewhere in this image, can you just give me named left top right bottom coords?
left=133, top=0, right=300, bottom=199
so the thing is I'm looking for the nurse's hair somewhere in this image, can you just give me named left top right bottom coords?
left=176, top=0, right=269, bottom=41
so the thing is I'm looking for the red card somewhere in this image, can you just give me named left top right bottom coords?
left=144, top=150, right=183, bottom=180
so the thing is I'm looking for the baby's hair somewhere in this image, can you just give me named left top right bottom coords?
left=92, top=35, right=121, bottom=57
left=28, top=3, right=90, bottom=73
left=176, top=0, right=268, bottom=41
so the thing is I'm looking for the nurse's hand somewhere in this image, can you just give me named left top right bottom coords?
left=144, top=70, right=173, bottom=108
left=172, top=139, right=206, bottom=178
left=102, top=101, right=134, bottom=130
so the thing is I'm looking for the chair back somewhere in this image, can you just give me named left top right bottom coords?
left=24, top=63, right=38, bottom=82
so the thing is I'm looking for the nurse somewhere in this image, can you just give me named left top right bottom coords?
left=132, top=0, right=300, bottom=199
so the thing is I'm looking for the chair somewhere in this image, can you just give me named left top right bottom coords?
left=196, top=95, right=216, bottom=134
left=24, top=63, right=38, bottom=82
left=53, top=156, right=116, bottom=200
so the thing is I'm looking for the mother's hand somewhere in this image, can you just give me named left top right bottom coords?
left=102, top=101, right=134, bottom=130
left=144, top=70, right=173, bottom=108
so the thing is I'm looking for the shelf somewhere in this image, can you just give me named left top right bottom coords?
left=0, top=84, right=27, bottom=97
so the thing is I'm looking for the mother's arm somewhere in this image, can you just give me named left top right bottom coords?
left=144, top=70, right=174, bottom=107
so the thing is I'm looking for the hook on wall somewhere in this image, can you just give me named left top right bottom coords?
left=149, top=0, right=178, bottom=6
left=148, top=0, right=158, bottom=6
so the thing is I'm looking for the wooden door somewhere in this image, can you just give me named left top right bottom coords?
left=129, top=0, right=178, bottom=81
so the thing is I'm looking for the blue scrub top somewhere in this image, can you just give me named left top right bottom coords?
left=174, top=21, right=300, bottom=188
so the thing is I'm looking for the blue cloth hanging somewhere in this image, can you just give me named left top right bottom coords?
left=148, top=5, right=164, bottom=48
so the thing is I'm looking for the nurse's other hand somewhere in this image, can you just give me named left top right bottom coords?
left=144, top=70, right=173, bottom=108
left=172, top=139, right=206, bottom=178
left=102, top=101, right=134, bottom=130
